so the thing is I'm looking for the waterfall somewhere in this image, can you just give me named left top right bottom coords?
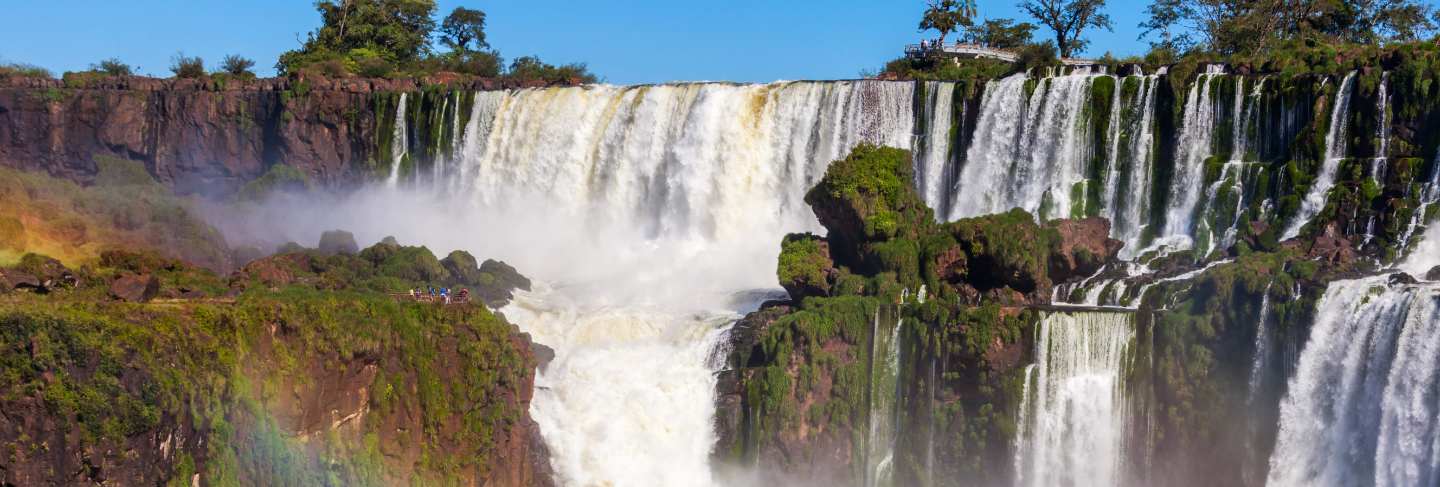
left=1266, top=276, right=1440, bottom=487
left=916, top=81, right=957, bottom=215
left=866, top=311, right=903, bottom=487
left=1363, top=74, right=1392, bottom=245
left=1243, top=282, right=1274, bottom=486
left=1372, top=72, right=1390, bottom=183
left=455, top=82, right=915, bottom=240
left=1162, top=65, right=1226, bottom=242
left=1014, top=310, right=1135, bottom=487
left=1102, top=74, right=1161, bottom=258
left=950, top=69, right=1104, bottom=220
left=1284, top=71, right=1356, bottom=239
left=442, top=81, right=920, bottom=487
left=386, top=93, right=409, bottom=188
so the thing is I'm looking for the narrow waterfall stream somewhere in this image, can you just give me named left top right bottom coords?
left=387, top=92, right=409, bottom=187
left=1014, top=310, right=1136, bottom=487
left=1284, top=71, right=1357, bottom=239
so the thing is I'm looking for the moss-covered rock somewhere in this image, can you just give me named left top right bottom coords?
left=0, top=252, right=553, bottom=486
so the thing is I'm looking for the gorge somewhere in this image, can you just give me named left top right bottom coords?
left=4, top=45, right=1440, bottom=487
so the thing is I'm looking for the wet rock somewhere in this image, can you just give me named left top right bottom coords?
left=1049, top=216, right=1124, bottom=282
left=109, top=273, right=160, bottom=303
left=530, top=342, right=555, bottom=372
left=1389, top=272, right=1419, bottom=285
left=1427, top=265, right=1440, bottom=281
left=317, top=230, right=359, bottom=255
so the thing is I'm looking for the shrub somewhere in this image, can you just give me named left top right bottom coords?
left=505, top=55, right=597, bottom=84
left=219, top=54, right=256, bottom=78
left=91, top=58, right=133, bottom=76
left=0, top=62, right=52, bottom=79
left=170, top=52, right=206, bottom=79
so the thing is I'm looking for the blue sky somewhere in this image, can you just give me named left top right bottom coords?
left=0, top=1, right=1323, bottom=84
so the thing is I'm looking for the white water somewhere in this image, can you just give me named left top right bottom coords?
left=916, top=81, right=957, bottom=215
left=866, top=311, right=903, bottom=487
left=1014, top=311, right=1135, bottom=487
left=1266, top=276, right=1440, bottom=487
left=1103, top=74, right=1161, bottom=258
left=950, top=70, right=1102, bottom=221
left=1284, top=71, right=1357, bottom=239
left=1163, top=65, right=1226, bottom=241
left=435, top=81, right=918, bottom=486
left=386, top=93, right=409, bottom=187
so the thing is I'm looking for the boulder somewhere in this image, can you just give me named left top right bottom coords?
left=317, top=230, right=359, bottom=255
left=1390, top=272, right=1419, bottom=285
left=530, top=342, right=556, bottom=372
left=1049, top=217, right=1124, bottom=282
left=109, top=273, right=160, bottom=302
left=0, top=270, right=40, bottom=293
left=1427, top=265, right=1440, bottom=281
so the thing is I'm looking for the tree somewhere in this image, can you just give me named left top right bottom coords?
left=278, top=0, right=437, bottom=74
left=439, top=7, right=488, bottom=52
left=506, top=56, right=597, bottom=84
left=170, top=53, right=205, bottom=79
left=1022, top=0, right=1112, bottom=58
left=1139, top=0, right=1437, bottom=56
left=220, top=55, right=256, bottom=77
left=964, top=18, right=1038, bottom=49
left=91, top=58, right=132, bottom=76
left=919, top=0, right=977, bottom=45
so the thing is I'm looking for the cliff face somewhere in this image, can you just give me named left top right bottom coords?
left=0, top=75, right=514, bottom=195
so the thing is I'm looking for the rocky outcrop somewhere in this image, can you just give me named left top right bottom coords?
left=714, top=145, right=1122, bottom=485
left=317, top=229, right=359, bottom=255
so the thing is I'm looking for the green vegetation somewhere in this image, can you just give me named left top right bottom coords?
left=91, top=58, right=133, bottom=76
left=919, top=0, right=978, bottom=45
left=0, top=62, right=51, bottom=79
left=729, top=144, right=1091, bottom=483
left=219, top=55, right=257, bottom=79
left=1021, top=0, right=1112, bottom=58
left=170, top=52, right=206, bottom=79
left=277, top=0, right=595, bottom=83
left=0, top=247, right=533, bottom=485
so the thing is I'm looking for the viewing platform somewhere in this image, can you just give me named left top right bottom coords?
left=905, top=42, right=1100, bottom=67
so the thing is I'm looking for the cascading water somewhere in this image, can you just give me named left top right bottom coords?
left=916, top=81, right=957, bottom=216
left=1162, top=65, right=1226, bottom=242
left=1266, top=276, right=1440, bottom=487
left=1102, top=74, right=1161, bottom=258
left=950, top=69, right=1102, bottom=221
left=437, top=80, right=919, bottom=486
left=1014, top=310, right=1135, bottom=487
left=866, top=310, right=903, bottom=487
left=386, top=93, right=409, bottom=188
left=1283, top=71, right=1356, bottom=239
